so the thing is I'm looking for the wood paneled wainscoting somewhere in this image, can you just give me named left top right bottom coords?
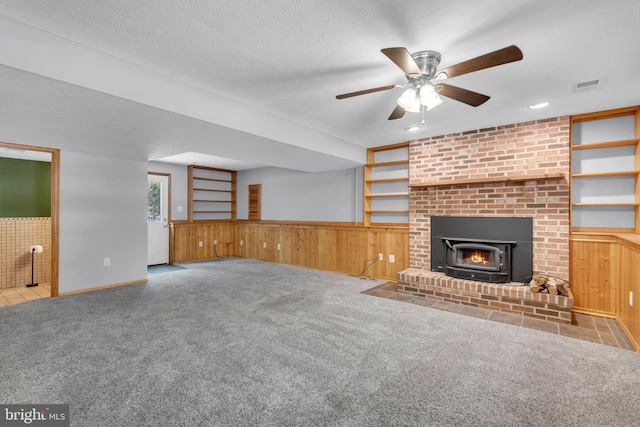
left=170, top=221, right=235, bottom=262
left=170, top=221, right=409, bottom=282
left=571, top=233, right=640, bottom=350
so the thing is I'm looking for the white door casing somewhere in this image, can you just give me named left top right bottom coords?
left=147, top=173, right=169, bottom=265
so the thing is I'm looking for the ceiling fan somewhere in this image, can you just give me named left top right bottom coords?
left=336, top=45, right=523, bottom=120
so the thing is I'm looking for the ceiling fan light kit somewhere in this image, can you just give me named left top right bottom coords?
left=406, top=99, right=421, bottom=113
left=397, top=86, right=443, bottom=112
left=336, top=45, right=523, bottom=120
left=397, top=88, right=417, bottom=109
left=419, top=85, right=443, bottom=111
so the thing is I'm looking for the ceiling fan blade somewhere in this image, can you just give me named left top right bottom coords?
left=388, top=104, right=406, bottom=120
left=336, top=84, right=396, bottom=99
left=381, top=47, right=422, bottom=77
left=437, top=84, right=490, bottom=107
left=435, top=45, right=523, bottom=79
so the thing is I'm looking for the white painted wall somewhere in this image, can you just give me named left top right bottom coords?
left=59, top=151, right=147, bottom=293
left=148, top=161, right=189, bottom=221
left=146, top=162, right=364, bottom=222
left=237, top=167, right=364, bottom=222
left=56, top=156, right=362, bottom=292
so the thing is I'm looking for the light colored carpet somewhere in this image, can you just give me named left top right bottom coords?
left=1, top=258, right=639, bottom=426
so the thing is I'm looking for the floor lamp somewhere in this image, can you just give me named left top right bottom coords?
left=27, top=245, right=43, bottom=288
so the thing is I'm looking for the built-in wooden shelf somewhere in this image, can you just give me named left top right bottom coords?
left=570, top=106, right=639, bottom=233
left=193, top=188, right=233, bottom=193
left=366, top=209, right=409, bottom=214
left=370, top=160, right=409, bottom=168
left=572, top=170, right=639, bottom=179
left=571, top=138, right=639, bottom=150
left=572, top=202, right=639, bottom=207
left=188, top=165, right=237, bottom=221
left=364, top=142, right=410, bottom=226
left=366, top=177, right=409, bottom=184
left=367, top=193, right=408, bottom=199
left=409, top=173, right=566, bottom=188
left=193, top=177, right=233, bottom=183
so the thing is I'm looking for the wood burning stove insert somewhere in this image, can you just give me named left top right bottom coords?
left=431, top=216, right=533, bottom=284
left=443, top=237, right=515, bottom=283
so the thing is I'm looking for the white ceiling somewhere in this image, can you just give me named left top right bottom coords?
left=1, top=0, right=639, bottom=172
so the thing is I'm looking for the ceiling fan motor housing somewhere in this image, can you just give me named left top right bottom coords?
left=411, top=50, right=441, bottom=79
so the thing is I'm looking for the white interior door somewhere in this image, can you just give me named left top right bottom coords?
left=147, top=174, right=169, bottom=265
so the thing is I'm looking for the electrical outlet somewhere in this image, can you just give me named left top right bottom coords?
left=103, top=258, right=111, bottom=267
left=277, top=243, right=281, bottom=250
left=263, top=242, right=267, bottom=248
left=240, top=240, right=243, bottom=246
left=214, top=240, right=217, bottom=246
left=630, top=291, right=634, bottom=307
left=378, top=253, right=383, bottom=261
left=389, top=254, right=395, bottom=263
left=198, top=241, right=203, bottom=247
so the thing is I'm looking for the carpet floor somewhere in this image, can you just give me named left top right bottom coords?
left=1, top=258, right=639, bottom=426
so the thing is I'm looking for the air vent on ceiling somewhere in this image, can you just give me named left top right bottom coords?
left=573, top=79, right=601, bottom=93
left=577, top=79, right=599, bottom=89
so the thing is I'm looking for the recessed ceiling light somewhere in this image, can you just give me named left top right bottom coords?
left=406, top=126, right=422, bottom=132
left=528, top=101, right=549, bottom=109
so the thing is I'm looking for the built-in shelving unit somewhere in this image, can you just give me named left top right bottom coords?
left=188, top=165, right=236, bottom=221
left=364, top=142, right=409, bottom=226
left=570, top=106, right=640, bottom=233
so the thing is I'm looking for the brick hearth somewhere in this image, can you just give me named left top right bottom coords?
left=398, top=268, right=574, bottom=324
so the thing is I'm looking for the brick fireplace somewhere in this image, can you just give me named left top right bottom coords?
left=398, top=117, right=574, bottom=323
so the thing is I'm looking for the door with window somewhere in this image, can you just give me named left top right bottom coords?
left=147, top=173, right=169, bottom=265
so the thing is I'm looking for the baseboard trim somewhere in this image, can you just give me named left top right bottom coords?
left=571, top=307, right=616, bottom=318
left=58, top=278, right=147, bottom=296
left=615, top=314, right=640, bottom=353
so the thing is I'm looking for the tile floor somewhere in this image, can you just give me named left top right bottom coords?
left=363, top=282, right=636, bottom=352
left=0, top=264, right=173, bottom=304
left=0, top=283, right=51, bottom=306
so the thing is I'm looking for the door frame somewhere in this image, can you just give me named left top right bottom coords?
left=0, top=141, right=59, bottom=297
left=148, top=171, right=171, bottom=265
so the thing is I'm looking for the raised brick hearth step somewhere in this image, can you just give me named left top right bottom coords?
left=398, top=268, right=574, bottom=324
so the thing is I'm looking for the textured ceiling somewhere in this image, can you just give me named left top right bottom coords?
left=1, top=0, right=639, bottom=171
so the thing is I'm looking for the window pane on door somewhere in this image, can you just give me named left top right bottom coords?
left=148, top=181, right=162, bottom=222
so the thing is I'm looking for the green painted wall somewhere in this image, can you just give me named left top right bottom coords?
left=0, top=158, right=51, bottom=217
